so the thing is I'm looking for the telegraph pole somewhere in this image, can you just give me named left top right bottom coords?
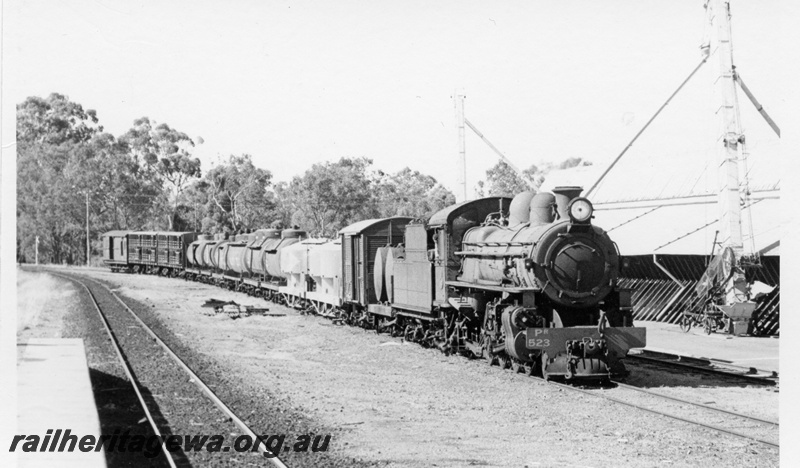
left=35, top=236, right=39, bottom=265
left=85, top=191, right=90, bottom=266
left=454, top=92, right=467, bottom=202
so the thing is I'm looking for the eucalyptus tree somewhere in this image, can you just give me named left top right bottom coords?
left=120, top=117, right=201, bottom=229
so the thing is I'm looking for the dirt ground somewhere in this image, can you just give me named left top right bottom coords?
left=16, top=268, right=77, bottom=352
left=19, top=267, right=779, bottom=467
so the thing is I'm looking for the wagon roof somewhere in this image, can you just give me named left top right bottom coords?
left=156, top=231, right=197, bottom=236
left=338, top=217, right=414, bottom=235
left=102, top=230, right=130, bottom=237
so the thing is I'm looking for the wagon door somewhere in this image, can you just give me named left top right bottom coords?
left=355, top=236, right=364, bottom=304
left=343, top=235, right=354, bottom=302
left=433, top=228, right=449, bottom=305
left=120, top=237, right=128, bottom=262
left=103, top=236, right=112, bottom=261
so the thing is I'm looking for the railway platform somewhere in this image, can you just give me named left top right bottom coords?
left=16, top=338, right=106, bottom=468
left=636, top=320, right=779, bottom=373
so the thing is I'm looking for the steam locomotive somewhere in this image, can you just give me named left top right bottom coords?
left=102, top=187, right=646, bottom=380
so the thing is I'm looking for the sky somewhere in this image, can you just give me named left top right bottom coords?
left=3, top=0, right=787, bottom=200
left=3, top=0, right=790, bottom=296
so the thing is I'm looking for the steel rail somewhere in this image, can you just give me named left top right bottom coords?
left=64, top=272, right=289, bottom=468
left=53, top=273, right=179, bottom=468
left=611, top=380, right=778, bottom=427
left=627, top=353, right=778, bottom=385
left=544, top=379, right=778, bottom=449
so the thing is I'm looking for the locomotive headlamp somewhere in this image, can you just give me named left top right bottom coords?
left=567, top=198, right=593, bottom=223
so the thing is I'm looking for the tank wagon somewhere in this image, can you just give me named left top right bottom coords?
left=103, top=187, right=645, bottom=381
left=279, top=238, right=342, bottom=312
left=184, top=228, right=309, bottom=298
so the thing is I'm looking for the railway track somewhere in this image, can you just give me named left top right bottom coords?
left=493, top=366, right=779, bottom=449
left=576, top=380, right=777, bottom=448
left=626, top=349, right=778, bottom=385
left=52, top=271, right=289, bottom=468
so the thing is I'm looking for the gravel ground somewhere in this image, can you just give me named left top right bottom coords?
left=27, top=267, right=779, bottom=467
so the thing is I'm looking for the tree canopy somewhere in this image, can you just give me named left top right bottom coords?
left=193, top=154, right=275, bottom=233
left=279, top=157, right=378, bottom=237
left=120, top=117, right=201, bottom=229
left=17, top=93, right=102, bottom=146
left=375, top=167, right=455, bottom=219
left=16, top=95, right=198, bottom=263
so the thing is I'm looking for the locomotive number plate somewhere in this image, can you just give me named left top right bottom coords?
left=526, top=328, right=551, bottom=349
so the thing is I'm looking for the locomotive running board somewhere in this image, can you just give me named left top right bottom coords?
left=445, top=280, right=536, bottom=294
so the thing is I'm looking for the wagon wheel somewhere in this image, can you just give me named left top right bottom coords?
left=679, top=315, right=692, bottom=333
left=403, top=325, right=414, bottom=342
left=704, top=316, right=714, bottom=335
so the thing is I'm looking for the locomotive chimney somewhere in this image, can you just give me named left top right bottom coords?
left=552, top=186, right=583, bottom=220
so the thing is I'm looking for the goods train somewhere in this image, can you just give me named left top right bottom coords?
left=102, top=187, right=646, bottom=380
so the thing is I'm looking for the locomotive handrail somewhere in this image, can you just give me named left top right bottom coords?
left=453, top=251, right=528, bottom=258
left=444, top=280, right=534, bottom=293
left=461, top=241, right=533, bottom=247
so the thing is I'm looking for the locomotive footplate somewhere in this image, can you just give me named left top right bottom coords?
left=525, top=326, right=646, bottom=379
